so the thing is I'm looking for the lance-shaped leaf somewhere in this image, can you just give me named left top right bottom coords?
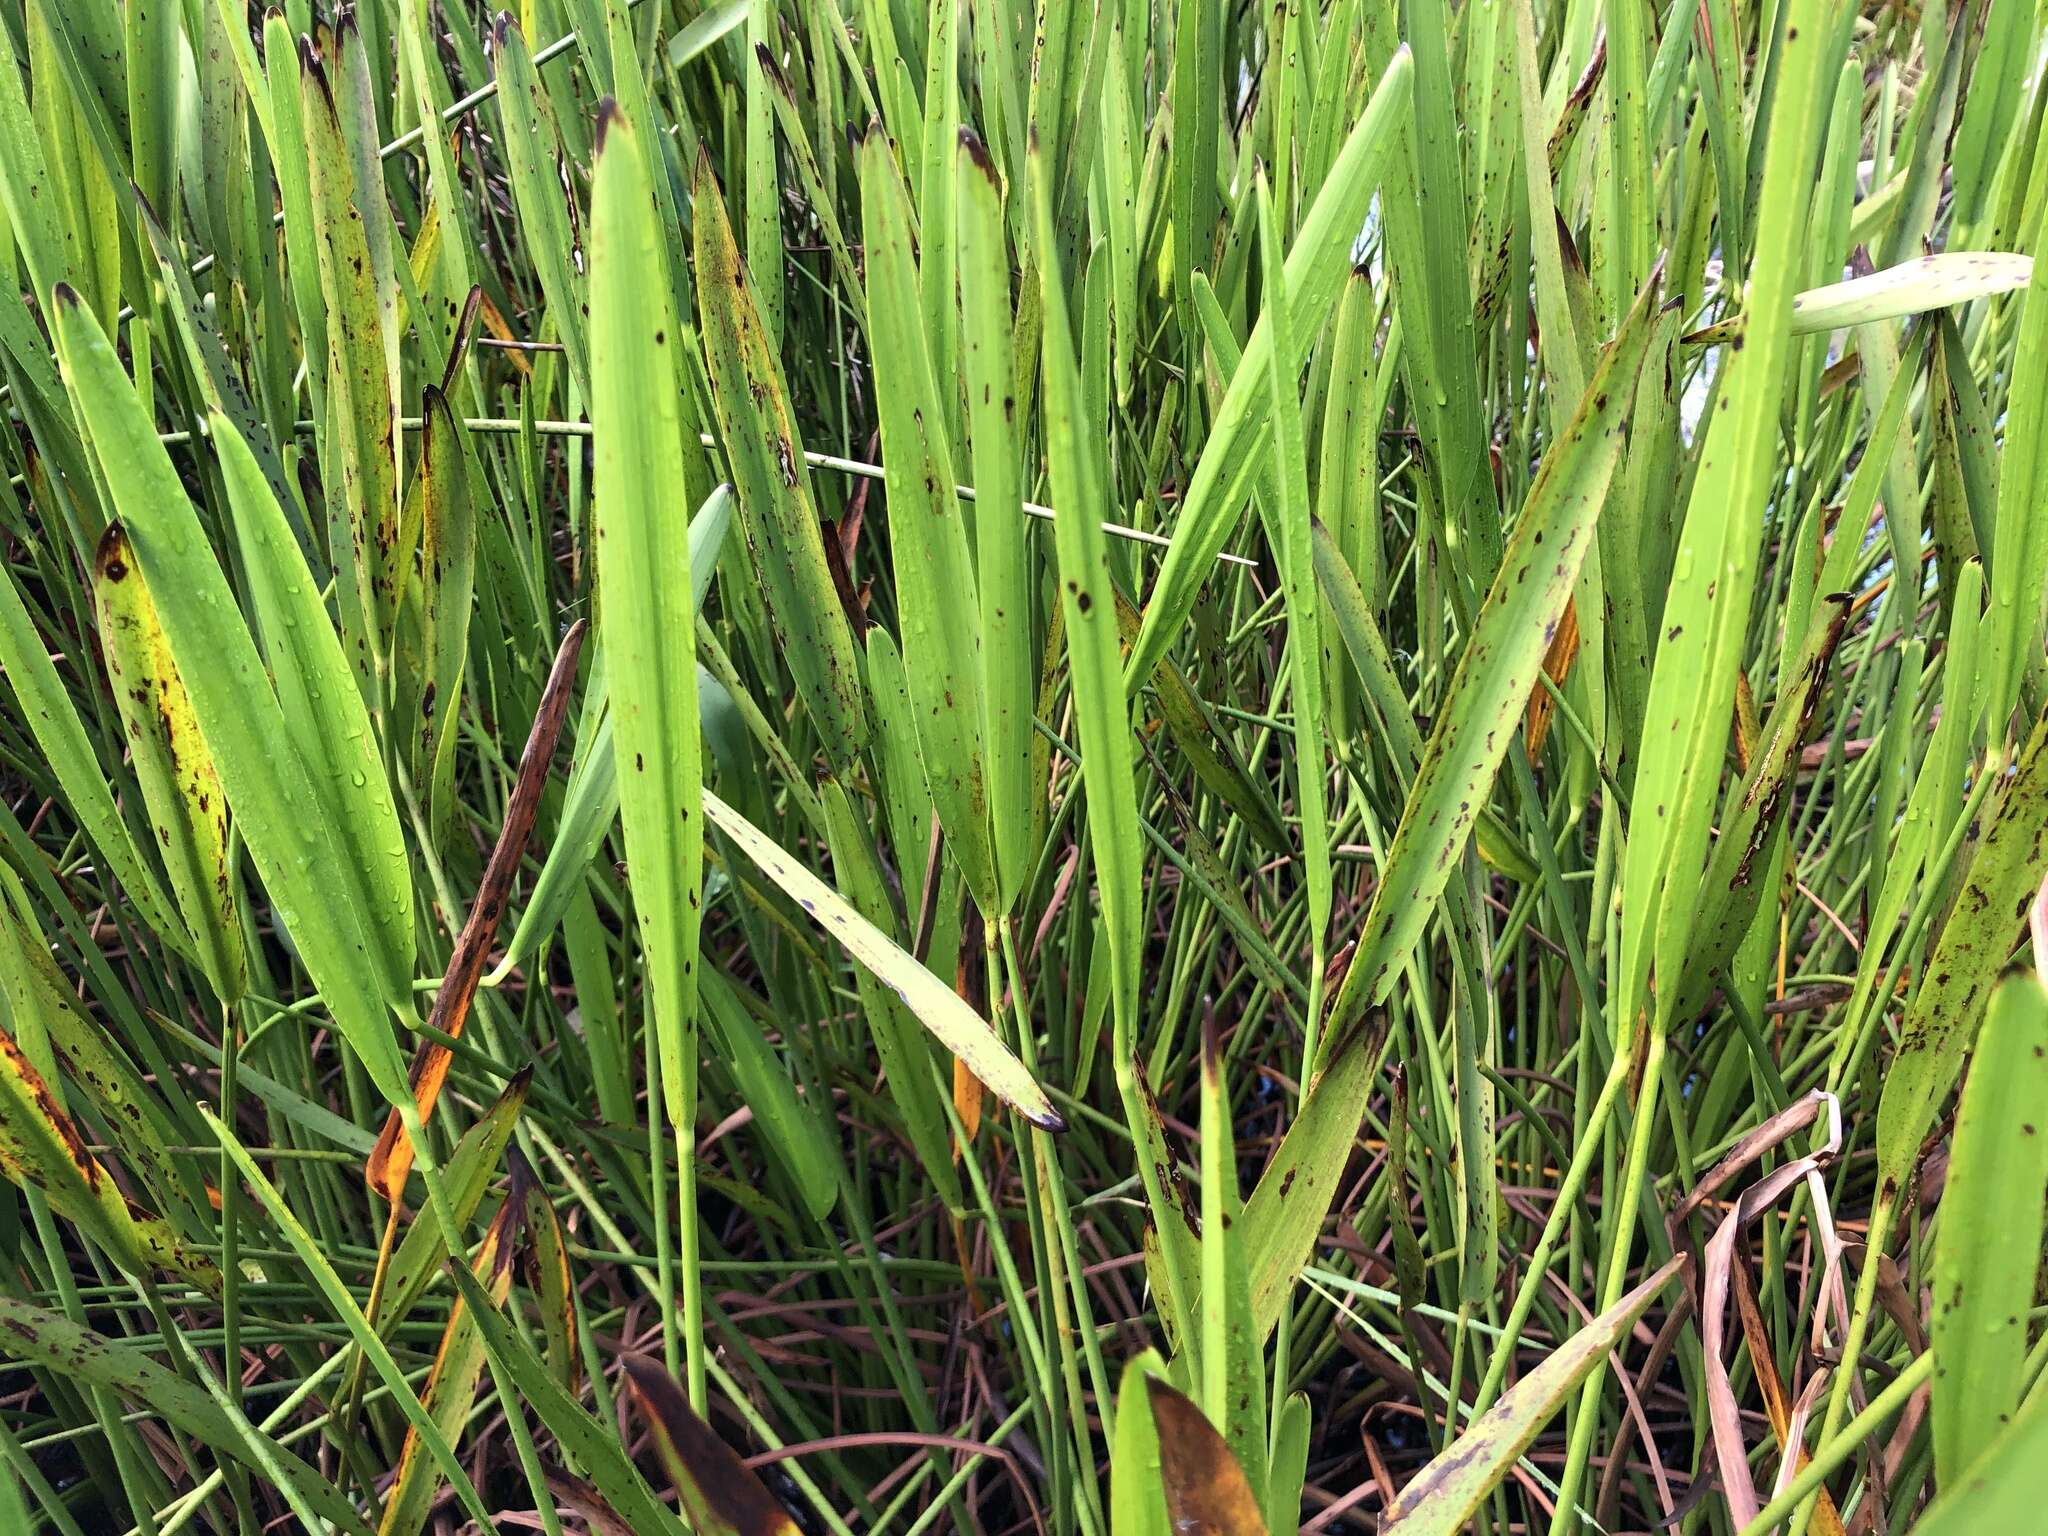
left=593, top=101, right=706, bottom=1132
left=1325, top=271, right=1665, bottom=1038
left=391, top=388, right=477, bottom=828
left=0, top=562, right=185, bottom=953
left=260, top=10, right=328, bottom=406
left=1877, top=711, right=2048, bottom=1195
left=1617, top=11, right=1843, bottom=1041
left=955, top=128, right=1035, bottom=910
left=1239, top=1014, right=1386, bottom=1340
left=1030, top=129, right=1189, bottom=1325
left=490, top=13, right=589, bottom=398
left=692, top=148, right=867, bottom=774
left=704, top=789, right=1059, bottom=1130
left=1381, top=1255, right=1688, bottom=1535
left=1255, top=172, right=1331, bottom=951
left=517, top=1148, right=581, bottom=1393
left=621, top=1354, right=800, bottom=1536
left=1110, top=1353, right=1170, bottom=1536
left=301, top=29, right=402, bottom=673
left=0, top=1026, right=219, bottom=1295
left=133, top=190, right=299, bottom=524
left=1985, top=165, right=2048, bottom=729
left=858, top=124, right=996, bottom=910
left=214, top=409, right=415, bottom=1009
left=1199, top=1016, right=1266, bottom=1494
left=0, top=1296, right=371, bottom=1536
left=1930, top=972, right=2048, bottom=1485
left=93, top=524, right=244, bottom=1003
left=0, top=865, right=198, bottom=1215
left=49, top=292, right=413, bottom=1109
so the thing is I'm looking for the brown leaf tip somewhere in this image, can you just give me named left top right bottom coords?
left=94, top=523, right=132, bottom=584
left=594, top=96, right=620, bottom=153
left=959, top=127, right=997, bottom=178
left=298, top=37, right=335, bottom=105
left=754, top=42, right=792, bottom=94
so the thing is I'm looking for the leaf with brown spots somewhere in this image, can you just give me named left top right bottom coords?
left=0, top=1025, right=220, bottom=1296
left=594, top=101, right=708, bottom=1139
left=1878, top=708, right=2048, bottom=1195
left=300, top=22, right=403, bottom=676
left=1323, top=267, right=1665, bottom=1047
left=692, top=144, right=868, bottom=774
left=1930, top=972, right=2048, bottom=1485
left=0, top=1296, right=369, bottom=1534
left=93, top=523, right=245, bottom=1004
left=1238, top=1010, right=1385, bottom=1342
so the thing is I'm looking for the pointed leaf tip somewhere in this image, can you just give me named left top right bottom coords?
left=620, top=1355, right=799, bottom=1536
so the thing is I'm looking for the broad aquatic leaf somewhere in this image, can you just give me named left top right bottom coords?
left=1930, top=972, right=2048, bottom=1485
left=92, top=525, right=244, bottom=1003
left=49, top=292, right=413, bottom=1107
left=859, top=125, right=996, bottom=912
left=593, top=101, right=706, bottom=1133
